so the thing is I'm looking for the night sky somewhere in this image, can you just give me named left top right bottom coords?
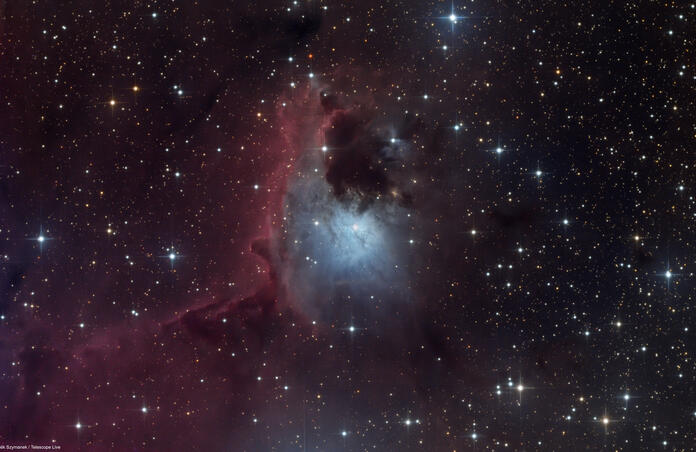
left=1, top=1, right=695, bottom=450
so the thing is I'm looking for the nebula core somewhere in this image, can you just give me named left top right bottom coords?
left=277, top=88, right=416, bottom=323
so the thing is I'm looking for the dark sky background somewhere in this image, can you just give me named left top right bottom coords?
left=1, top=0, right=695, bottom=450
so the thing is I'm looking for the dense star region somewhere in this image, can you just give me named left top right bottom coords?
left=1, top=0, right=695, bottom=450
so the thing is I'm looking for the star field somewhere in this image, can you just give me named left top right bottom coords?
left=1, top=1, right=696, bottom=450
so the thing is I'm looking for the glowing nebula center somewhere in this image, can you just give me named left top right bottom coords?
left=278, top=148, right=411, bottom=320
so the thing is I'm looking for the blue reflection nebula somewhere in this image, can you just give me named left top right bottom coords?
left=277, top=150, right=412, bottom=321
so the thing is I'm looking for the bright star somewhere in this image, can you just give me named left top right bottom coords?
left=449, top=13, right=456, bottom=21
